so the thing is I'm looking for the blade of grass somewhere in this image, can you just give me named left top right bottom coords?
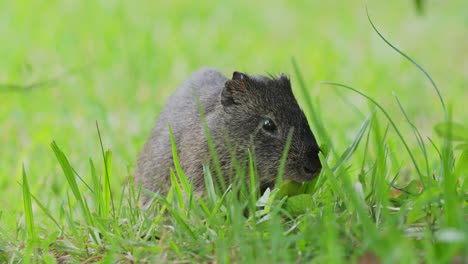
left=195, top=96, right=226, bottom=192
left=359, top=113, right=374, bottom=190
left=292, top=58, right=332, bottom=152
left=320, top=152, right=379, bottom=248
left=210, top=184, right=231, bottom=217
left=321, top=82, right=425, bottom=187
left=89, top=159, right=103, bottom=217
left=22, top=166, right=35, bottom=242
left=393, top=93, right=431, bottom=186
left=150, top=195, right=196, bottom=239
left=333, top=111, right=373, bottom=172
left=369, top=115, right=390, bottom=226
left=275, top=128, right=294, bottom=186
left=248, top=149, right=258, bottom=214
left=440, top=111, right=460, bottom=228
left=96, top=121, right=115, bottom=217
left=103, top=150, right=113, bottom=217
left=203, top=164, right=218, bottom=206
left=30, top=194, right=63, bottom=233
left=71, top=167, right=93, bottom=193
left=169, top=168, right=185, bottom=210
left=197, top=198, right=212, bottom=217
left=366, top=6, right=446, bottom=119
left=311, top=111, right=373, bottom=197
left=168, top=123, right=193, bottom=212
left=50, top=141, right=98, bottom=243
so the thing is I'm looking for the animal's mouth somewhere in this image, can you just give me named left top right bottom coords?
left=259, top=170, right=321, bottom=194
left=260, top=180, right=276, bottom=194
left=303, top=169, right=321, bottom=181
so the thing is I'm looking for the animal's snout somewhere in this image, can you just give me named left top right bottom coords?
left=301, top=147, right=321, bottom=180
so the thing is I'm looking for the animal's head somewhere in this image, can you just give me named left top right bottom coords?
left=221, top=71, right=321, bottom=189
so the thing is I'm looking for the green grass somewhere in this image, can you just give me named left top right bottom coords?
left=1, top=1, right=467, bottom=263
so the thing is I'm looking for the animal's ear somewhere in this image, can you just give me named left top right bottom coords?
left=232, top=71, right=248, bottom=81
left=278, top=73, right=291, bottom=88
left=221, top=71, right=249, bottom=107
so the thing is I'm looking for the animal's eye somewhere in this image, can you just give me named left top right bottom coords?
left=262, top=118, right=277, bottom=133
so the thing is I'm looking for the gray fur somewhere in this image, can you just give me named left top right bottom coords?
left=135, top=68, right=321, bottom=202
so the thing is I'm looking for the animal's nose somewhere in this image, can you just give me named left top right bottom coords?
left=302, top=148, right=321, bottom=179
left=302, top=162, right=320, bottom=177
left=303, top=164, right=316, bottom=175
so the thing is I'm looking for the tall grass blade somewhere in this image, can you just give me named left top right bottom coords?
left=152, top=196, right=196, bottom=239
left=248, top=149, right=257, bottom=212
left=394, top=93, right=431, bottom=185
left=440, top=112, right=459, bottom=228
left=320, top=153, right=378, bottom=244
left=30, top=194, right=63, bottom=232
left=321, top=82, right=425, bottom=186
left=275, top=128, right=294, bottom=185
left=203, top=164, right=218, bottom=205
left=366, top=6, right=446, bottom=119
left=96, top=121, right=115, bottom=217
left=22, top=166, right=35, bottom=242
left=103, top=150, right=113, bottom=217
left=89, top=159, right=103, bottom=217
left=168, top=124, right=193, bottom=209
left=195, top=96, right=226, bottom=192
left=50, top=141, right=98, bottom=243
left=292, top=58, right=333, bottom=152
left=169, top=168, right=185, bottom=210
left=333, top=112, right=373, bottom=171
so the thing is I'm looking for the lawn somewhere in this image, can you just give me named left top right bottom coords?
left=0, top=1, right=467, bottom=263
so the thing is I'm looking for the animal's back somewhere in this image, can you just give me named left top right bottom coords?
left=135, top=68, right=227, bottom=197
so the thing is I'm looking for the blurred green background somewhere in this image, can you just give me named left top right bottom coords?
left=0, top=0, right=466, bottom=229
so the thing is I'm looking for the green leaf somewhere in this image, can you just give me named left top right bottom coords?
left=434, top=122, right=468, bottom=141
left=284, top=194, right=314, bottom=216
left=277, top=180, right=306, bottom=199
